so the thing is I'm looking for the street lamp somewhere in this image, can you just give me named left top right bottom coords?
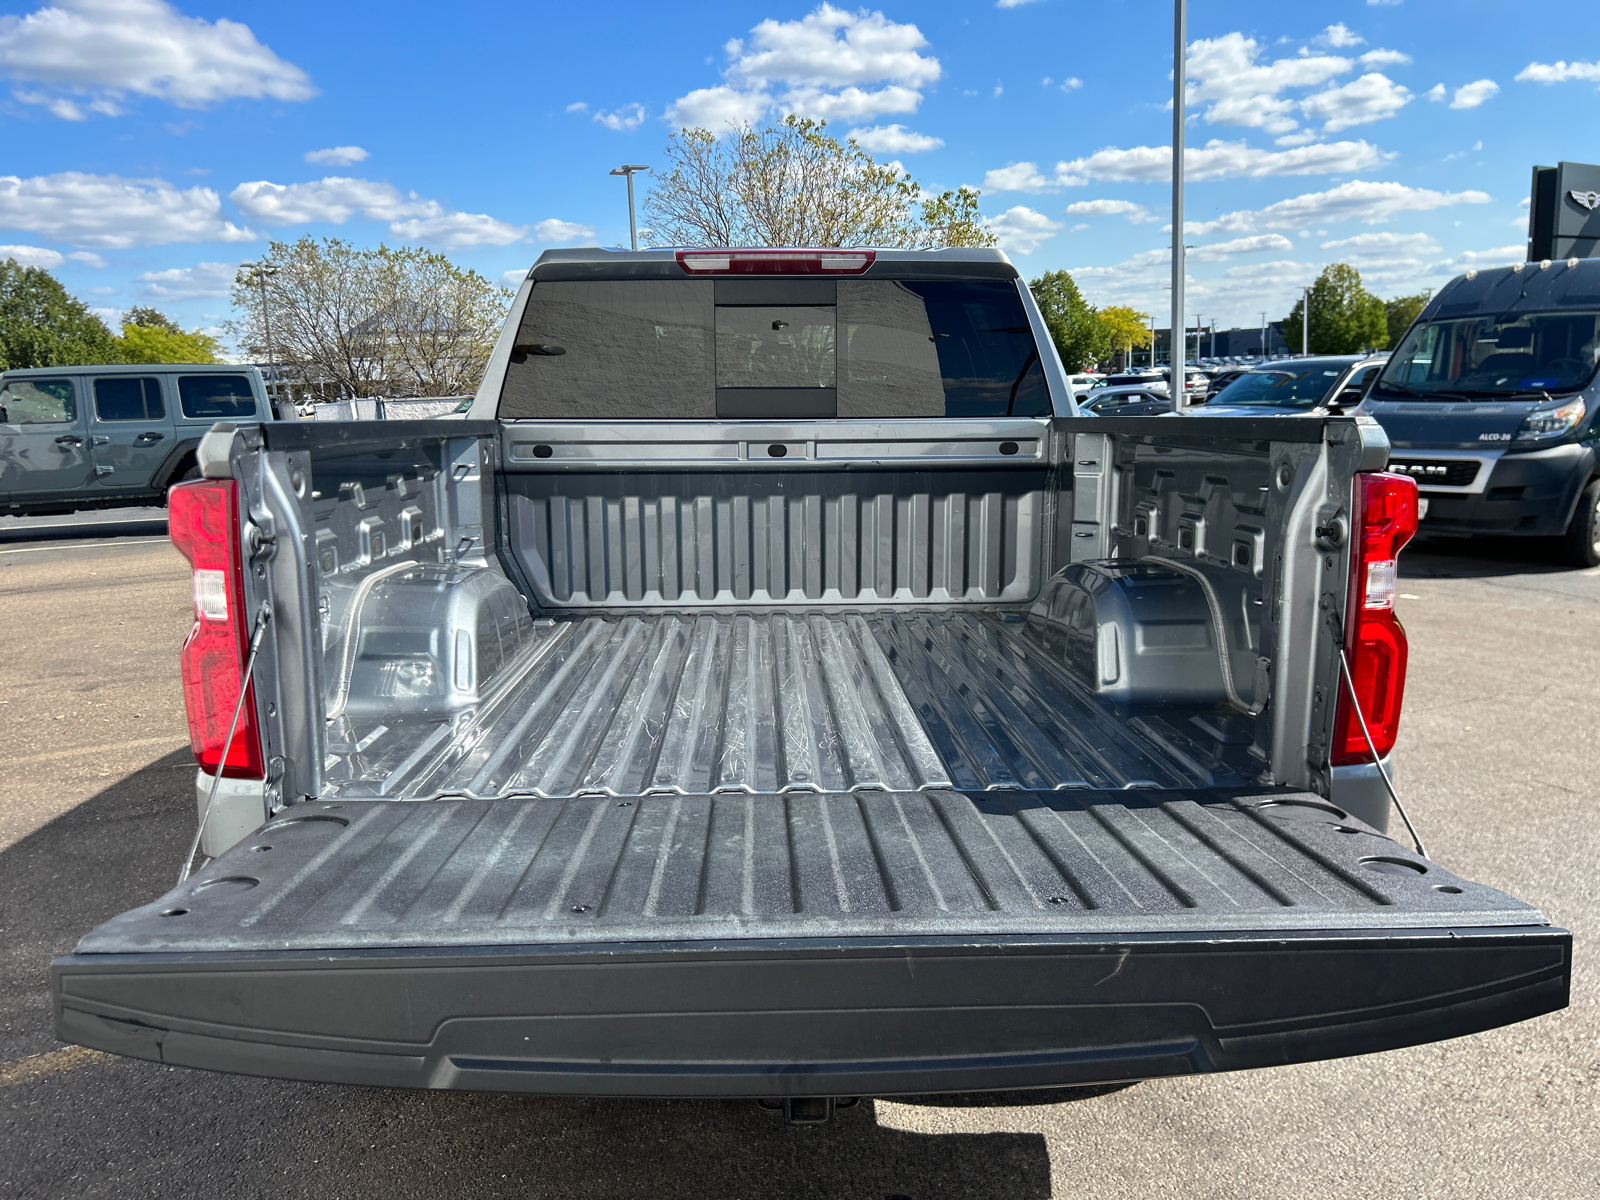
left=1259, top=310, right=1268, bottom=358
left=1171, top=0, right=1187, bottom=408
left=236, top=261, right=280, bottom=402
left=1301, top=284, right=1312, bottom=357
left=610, top=164, right=650, bottom=250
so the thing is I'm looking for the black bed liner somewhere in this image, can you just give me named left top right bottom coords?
left=54, top=789, right=1568, bottom=1095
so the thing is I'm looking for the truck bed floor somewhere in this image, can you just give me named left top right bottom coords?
left=334, top=610, right=1251, bottom=802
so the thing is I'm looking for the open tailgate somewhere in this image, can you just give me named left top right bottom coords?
left=53, top=789, right=1569, bottom=1096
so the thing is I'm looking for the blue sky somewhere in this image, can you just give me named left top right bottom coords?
left=2, top=0, right=1598, bottom=345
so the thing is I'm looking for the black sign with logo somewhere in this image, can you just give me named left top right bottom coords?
left=1529, top=161, right=1600, bottom=260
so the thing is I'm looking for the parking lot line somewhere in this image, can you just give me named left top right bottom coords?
left=0, top=1046, right=109, bottom=1089
left=0, top=537, right=171, bottom=556
left=3, top=735, right=189, bottom=769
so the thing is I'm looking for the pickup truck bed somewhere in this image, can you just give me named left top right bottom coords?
left=56, top=788, right=1565, bottom=1095
left=335, top=608, right=1250, bottom=802
left=52, top=250, right=1572, bottom=1101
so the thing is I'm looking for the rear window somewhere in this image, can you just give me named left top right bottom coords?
left=0, top=378, right=74, bottom=424
left=94, top=377, right=164, bottom=421
left=498, top=278, right=1050, bottom=420
left=1214, top=365, right=1344, bottom=407
left=179, top=375, right=257, bottom=419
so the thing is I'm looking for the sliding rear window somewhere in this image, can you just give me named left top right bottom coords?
left=497, top=278, right=1049, bottom=420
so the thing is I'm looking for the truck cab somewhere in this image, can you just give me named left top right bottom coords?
left=0, top=363, right=270, bottom=516
left=1360, top=259, right=1600, bottom=565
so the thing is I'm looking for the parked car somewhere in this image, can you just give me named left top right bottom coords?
left=53, top=247, right=1567, bottom=1115
left=0, top=363, right=272, bottom=516
left=1190, top=355, right=1387, bottom=417
left=1204, top=367, right=1249, bottom=401
left=1360, top=259, right=1600, bottom=565
left=1079, top=384, right=1173, bottom=415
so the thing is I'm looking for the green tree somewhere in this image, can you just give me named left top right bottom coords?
left=0, top=258, right=116, bottom=368
left=1097, top=305, right=1154, bottom=367
left=1029, top=269, right=1102, bottom=372
left=1384, top=291, right=1429, bottom=350
left=124, top=305, right=182, bottom=332
left=112, top=321, right=222, bottom=364
left=1280, top=263, right=1388, bottom=355
left=644, top=115, right=996, bottom=249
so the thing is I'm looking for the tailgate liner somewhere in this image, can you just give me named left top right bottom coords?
left=55, top=790, right=1569, bottom=1095
left=70, top=791, right=1542, bottom=951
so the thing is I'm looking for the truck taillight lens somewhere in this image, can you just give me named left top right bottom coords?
left=169, top=479, right=265, bottom=779
left=1332, top=471, right=1419, bottom=766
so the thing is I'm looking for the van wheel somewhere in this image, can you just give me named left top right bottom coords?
left=1561, top=478, right=1600, bottom=568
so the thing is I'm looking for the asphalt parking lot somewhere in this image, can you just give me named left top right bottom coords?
left=1, top=522, right=1596, bottom=1199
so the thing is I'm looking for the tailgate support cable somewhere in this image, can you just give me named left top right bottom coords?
left=1337, top=646, right=1428, bottom=860
left=179, top=602, right=272, bottom=885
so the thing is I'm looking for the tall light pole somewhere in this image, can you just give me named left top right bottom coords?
left=236, top=261, right=280, bottom=402
left=1301, top=285, right=1312, bottom=357
left=1259, top=310, right=1268, bottom=358
left=610, top=164, right=650, bottom=250
left=1171, top=0, right=1187, bottom=408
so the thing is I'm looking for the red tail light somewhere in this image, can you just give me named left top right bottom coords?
left=169, top=479, right=265, bottom=779
left=675, top=249, right=875, bottom=275
left=1332, top=471, right=1419, bottom=765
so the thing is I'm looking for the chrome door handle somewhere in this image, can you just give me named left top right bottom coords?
left=90, top=435, right=110, bottom=446
left=134, top=432, right=165, bottom=443
left=55, top=435, right=82, bottom=446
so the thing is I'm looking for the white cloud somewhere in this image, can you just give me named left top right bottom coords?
left=1300, top=73, right=1411, bottom=131
left=1185, top=33, right=1351, bottom=135
left=136, top=259, right=238, bottom=299
left=1185, top=180, right=1492, bottom=236
left=1316, top=23, right=1364, bottom=49
left=996, top=0, right=1042, bottom=7
left=230, top=177, right=525, bottom=249
left=1516, top=60, right=1600, bottom=84
left=667, top=5, right=938, bottom=133
left=783, top=83, right=922, bottom=120
left=0, top=171, right=253, bottom=247
left=848, top=123, right=942, bottom=152
left=665, top=84, right=771, bottom=131
left=986, top=139, right=1388, bottom=192
left=1188, top=234, right=1296, bottom=261
left=1358, top=48, right=1411, bottom=67
left=304, top=145, right=368, bottom=166
left=987, top=205, right=1060, bottom=254
left=565, top=101, right=588, bottom=112
left=1430, top=245, right=1526, bottom=273
left=389, top=212, right=526, bottom=248
left=1426, top=83, right=1447, bottom=101
left=1061, top=77, right=1082, bottom=91
left=1367, top=0, right=1403, bottom=6
left=0, top=0, right=313, bottom=118
left=1065, top=199, right=1155, bottom=224
left=1450, top=79, right=1499, bottom=109
left=1321, top=231, right=1440, bottom=254
left=531, top=218, right=596, bottom=245
left=500, top=268, right=528, bottom=288
left=0, top=243, right=62, bottom=267
left=594, top=103, right=647, bottom=131
left=984, top=162, right=1054, bottom=192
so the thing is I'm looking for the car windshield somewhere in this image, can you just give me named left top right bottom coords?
left=1375, top=310, right=1600, bottom=398
left=1212, top=364, right=1344, bottom=407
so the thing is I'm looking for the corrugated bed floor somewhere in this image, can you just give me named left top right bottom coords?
left=82, top=791, right=1537, bottom=953
left=347, top=611, right=1250, bottom=801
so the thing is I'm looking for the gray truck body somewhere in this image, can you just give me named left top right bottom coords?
left=0, top=363, right=269, bottom=515
left=53, top=250, right=1568, bottom=1100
